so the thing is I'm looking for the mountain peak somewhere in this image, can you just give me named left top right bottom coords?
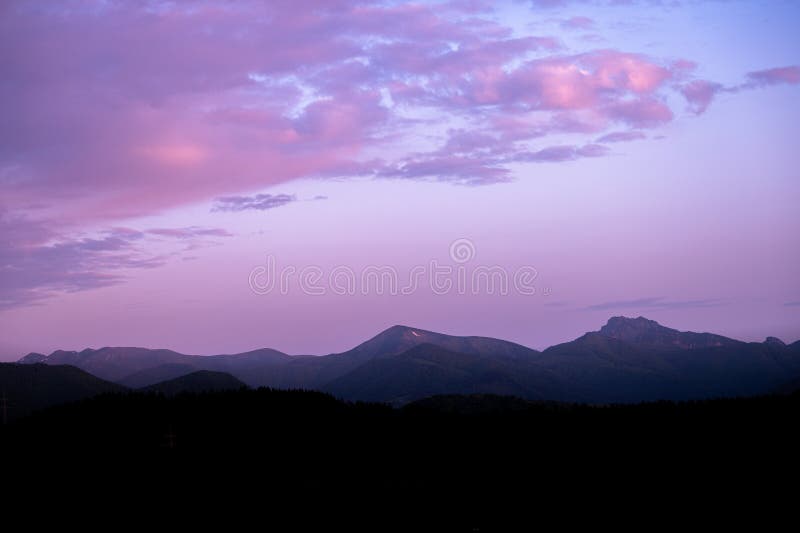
left=765, top=336, right=786, bottom=347
left=600, top=316, right=669, bottom=336
left=383, top=324, right=425, bottom=335
left=346, top=324, right=538, bottom=362
left=598, top=316, right=736, bottom=349
left=18, top=352, right=47, bottom=364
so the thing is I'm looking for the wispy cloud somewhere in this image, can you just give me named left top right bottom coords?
left=213, top=194, right=297, bottom=212
left=586, top=297, right=724, bottom=311
left=0, top=213, right=231, bottom=310
left=679, top=65, right=799, bottom=115
left=743, top=66, right=800, bottom=88
left=596, top=131, right=647, bottom=143
left=148, top=227, right=233, bottom=238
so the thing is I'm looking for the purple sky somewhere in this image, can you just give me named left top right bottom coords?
left=1, top=0, right=799, bottom=359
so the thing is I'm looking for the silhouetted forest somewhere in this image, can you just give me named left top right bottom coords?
left=2, top=388, right=798, bottom=522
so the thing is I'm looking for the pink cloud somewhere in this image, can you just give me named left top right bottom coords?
left=744, top=66, right=800, bottom=88
left=1, top=2, right=690, bottom=227
left=680, top=80, right=724, bottom=115
left=450, top=50, right=675, bottom=112
left=605, top=97, right=673, bottom=128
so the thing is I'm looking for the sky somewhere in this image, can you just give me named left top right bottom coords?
left=1, top=0, right=799, bottom=359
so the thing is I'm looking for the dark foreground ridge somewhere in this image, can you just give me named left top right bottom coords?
left=2, top=388, right=797, bottom=526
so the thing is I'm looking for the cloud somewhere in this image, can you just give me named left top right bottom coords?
left=0, top=212, right=231, bottom=309
left=147, top=227, right=234, bottom=238
left=0, top=1, right=730, bottom=218
left=586, top=297, right=724, bottom=311
left=679, top=80, right=724, bottom=115
left=784, top=301, right=800, bottom=307
left=515, top=144, right=609, bottom=162
left=1, top=0, right=797, bottom=309
left=561, top=16, right=594, bottom=30
left=744, top=66, right=800, bottom=88
left=678, top=66, right=798, bottom=115
left=379, top=156, right=512, bottom=186
left=212, top=194, right=297, bottom=212
left=596, top=131, right=647, bottom=143
left=604, top=97, right=673, bottom=128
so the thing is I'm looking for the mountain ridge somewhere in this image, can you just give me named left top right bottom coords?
left=15, top=317, right=800, bottom=405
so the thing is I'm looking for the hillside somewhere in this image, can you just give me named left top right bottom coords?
left=0, top=363, right=125, bottom=420
left=140, top=371, right=247, bottom=395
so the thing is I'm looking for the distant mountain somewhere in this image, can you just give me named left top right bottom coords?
left=15, top=317, right=800, bottom=406
left=18, top=347, right=194, bottom=382
left=322, top=343, right=552, bottom=405
left=140, top=371, right=247, bottom=395
left=118, top=363, right=199, bottom=389
left=0, top=363, right=125, bottom=420
left=253, top=325, right=542, bottom=391
left=599, top=316, right=739, bottom=349
left=323, top=318, right=800, bottom=404
left=340, top=325, right=539, bottom=361
left=537, top=318, right=800, bottom=402
left=20, top=346, right=290, bottom=387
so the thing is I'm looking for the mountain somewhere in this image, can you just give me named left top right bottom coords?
left=323, top=318, right=800, bottom=404
left=322, top=343, right=551, bottom=405
left=20, top=346, right=291, bottom=387
left=537, top=317, right=800, bottom=402
left=0, top=363, right=125, bottom=420
left=140, top=371, right=247, bottom=395
left=15, top=317, right=800, bottom=406
left=200, top=325, right=543, bottom=391
left=118, top=363, right=199, bottom=389
left=18, top=347, right=194, bottom=382
left=599, top=316, right=739, bottom=349
left=340, top=325, right=539, bottom=362
left=775, top=376, right=800, bottom=395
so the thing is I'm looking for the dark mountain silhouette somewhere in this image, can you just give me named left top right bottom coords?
left=18, top=347, right=194, bottom=382
left=598, top=316, right=738, bottom=349
left=140, top=370, right=247, bottom=395
left=233, top=325, right=542, bottom=391
left=118, top=363, right=199, bottom=389
left=322, top=344, right=538, bottom=405
left=16, top=317, right=800, bottom=405
left=338, top=324, right=540, bottom=361
left=775, top=375, right=800, bottom=394
left=0, top=363, right=125, bottom=420
left=20, top=346, right=290, bottom=388
left=534, top=319, right=800, bottom=402
left=320, top=318, right=800, bottom=404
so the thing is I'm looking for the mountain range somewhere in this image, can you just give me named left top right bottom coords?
left=12, top=316, right=800, bottom=406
